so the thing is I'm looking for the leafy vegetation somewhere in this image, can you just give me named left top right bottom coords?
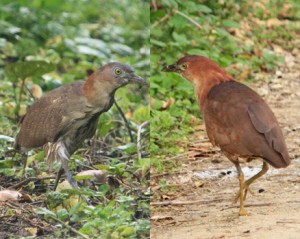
left=0, top=0, right=149, bottom=238
left=150, top=0, right=300, bottom=172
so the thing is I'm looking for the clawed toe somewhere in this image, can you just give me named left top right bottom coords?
left=233, top=185, right=255, bottom=204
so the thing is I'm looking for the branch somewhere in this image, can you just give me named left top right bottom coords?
left=151, top=12, right=172, bottom=28
left=151, top=199, right=207, bottom=206
left=48, top=215, right=90, bottom=239
left=173, top=9, right=201, bottom=29
left=9, top=176, right=56, bottom=189
left=151, top=0, right=157, bottom=11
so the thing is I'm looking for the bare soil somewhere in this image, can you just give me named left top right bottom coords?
left=151, top=51, right=300, bottom=238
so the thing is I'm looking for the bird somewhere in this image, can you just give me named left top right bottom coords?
left=162, top=55, right=290, bottom=216
left=14, top=62, right=146, bottom=190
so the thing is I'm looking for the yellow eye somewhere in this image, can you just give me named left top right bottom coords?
left=181, top=63, right=188, bottom=70
left=115, top=68, right=122, bottom=75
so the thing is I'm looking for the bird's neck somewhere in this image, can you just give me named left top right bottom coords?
left=194, top=71, right=233, bottom=108
left=83, top=73, right=117, bottom=108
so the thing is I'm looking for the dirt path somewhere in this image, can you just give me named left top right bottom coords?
left=151, top=51, right=300, bottom=239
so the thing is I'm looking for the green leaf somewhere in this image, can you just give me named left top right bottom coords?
left=98, top=113, right=113, bottom=137
left=0, top=159, right=14, bottom=168
left=0, top=135, right=14, bottom=142
left=117, top=143, right=137, bottom=153
left=160, top=0, right=178, bottom=8
left=36, top=207, right=56, bottom=217
left=119, top=226, right=135, bottom=237
left=110, top=43, right=133, bottom=56
left=172, top=32, right=189, bottom=45
left=56, top=209, right=69, bottom=221
left=94, top=164, right=110, bottom=171
left=150, top=39, right=166, bottom=48
left=0, top=168, right=15, bottom=176
left=5, top=61, right=55, bottom=81
left=74, top=175, right=93, bottom=181
left=221, top=20, right=240, bottom=28
left=196, top=4, right=212, bottom=13
left=134, top=158, right=150, bottom=173
left=187, top=49, right=209, bottom=56
left=132, top=106, right=150, bottom=123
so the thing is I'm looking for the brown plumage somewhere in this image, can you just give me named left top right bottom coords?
left=162, top=55, right=290, bottom=216
left=15, top=62, right=146, bottom=189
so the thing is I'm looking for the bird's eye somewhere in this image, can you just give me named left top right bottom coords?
left=181, top=63, right=188, bottom=70
left=115, top=68, right=122, bottom=75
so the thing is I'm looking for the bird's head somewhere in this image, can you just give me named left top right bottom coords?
left=162, top=55, right=233, bottom=107
left=96, top=62, right=146, bottom=87
left=162, top=55, right=233, bottom=86
left=84, top=62, right=147, bottom=103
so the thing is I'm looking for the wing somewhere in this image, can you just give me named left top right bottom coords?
left=203, top=81, right=290, bottom=168
left=15, top=81, right=87, bottom=149
left=247, top=101, right=290, bottom=166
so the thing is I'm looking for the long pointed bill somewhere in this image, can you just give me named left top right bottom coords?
left=161, top=64, right=180, bottom=73
left=129, top=73, right=148, bottom=86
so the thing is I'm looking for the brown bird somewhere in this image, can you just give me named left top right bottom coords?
left=162, top=55, right=290, bottom=216
left=15, top=62, right=146, bottom=189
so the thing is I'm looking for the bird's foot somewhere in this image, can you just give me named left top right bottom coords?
left=233, top=185, right=255, bottom=204
left=239, top=207, right=250, bottom=216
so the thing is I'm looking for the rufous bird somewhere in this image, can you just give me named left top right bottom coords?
left=162, top=55, right=290, bottom=216
left=14, top=62, right=146, bottom=189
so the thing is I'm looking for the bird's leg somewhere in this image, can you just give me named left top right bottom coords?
left=233, top=161, right=248, bottom=216
left=61, top=156, right=78, bottom=189
left=21, top=152, right=28, bottom=179
left=53, top=166, right=64, bottom=191
left=243, top=161, right=269, bottom=201
left=52, top=141, right=78, bottom=189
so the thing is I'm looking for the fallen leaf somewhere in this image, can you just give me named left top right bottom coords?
left=31, top=84, right=43, bottom=99
left=0, top=190, right=22, bottom=201
left=161, top=97, right=175, bottom=110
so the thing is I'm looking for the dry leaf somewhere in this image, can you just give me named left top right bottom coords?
left=266, top=18, right=282, bottom=28
left=31, top=84, right=43, bottom=99
left=161, top=97, right=175, bottom=110
left=125, top=111, right=132, bottom=119
left=278, top=4, right=292, bottom=19
left=25, top=227, right=37, bottom=236
left=238, top=67, right=252, bottom=82
left=0, top=190, right=22, bottom=201
left=57, top=170, right=107, bottom=190
left=194, top=180, right=204, bottom=188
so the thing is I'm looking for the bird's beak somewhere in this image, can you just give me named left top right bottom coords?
left=161, top=63, right=180, bottom=73
left=128, top=73, right=148, bottom=86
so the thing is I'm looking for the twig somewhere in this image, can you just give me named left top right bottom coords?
left=172, top=9, right=201, bottom=29
left=151, top=0, right=157, bottom=11
left=137, top=121, right=149, bottom=160
left=9, top=176, right=56, bottom=189
left=48, top=215, right=90, bottom=239
left=152, top=183, right=191, bottom=191
left=151, top=12, right=172, bottom=28
left=223, top=203, right=273, bottom=210
left=114, top=99, right=134, bottom=143
left=151, top=199, right=212, bottom=206
left=277, top=220, right=300, bottom=224
left=151, top=171, right=188, bottom=178
left=162, top=152, right=189, bottom=162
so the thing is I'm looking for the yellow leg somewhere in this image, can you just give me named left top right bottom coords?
left=234, top=162, right=269, bottom=203
left=244, top=162, right=269, bottom=200
left=234, top=162, right=248, bottom=216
